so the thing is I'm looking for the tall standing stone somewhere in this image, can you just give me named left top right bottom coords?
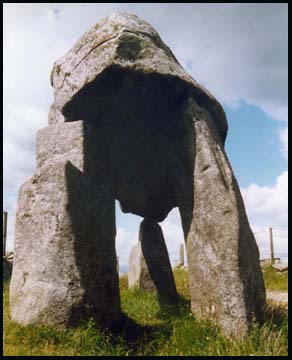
left=10, top=121, right=121, bottom=328
left=178, top=97, right=266, bottom=338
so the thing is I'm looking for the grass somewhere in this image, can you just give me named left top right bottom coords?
left=3, top=267, right=288, bottom=356
left=262, top=263, right=288, bottom=291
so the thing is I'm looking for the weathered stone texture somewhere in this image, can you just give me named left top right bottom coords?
left=51, top=12, right=227, bottom=146
left=129, top=220, right=179, bottom=312
left=10, top=11, right=265, bottom=337
left=48, top=103, right=66, bottom=125
left=10, top=129, right=121, bottom=328
left=180, top=98, right=265, bottom=337
left=51, top=13, right=225, bottom=135
left=36, top=121, right=84, bottom=171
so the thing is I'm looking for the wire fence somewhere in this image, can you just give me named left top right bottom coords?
left=252, top=227, right=288, bottom=262
left=174, top=227, right=288, bottom=267
left=3, top=211, right=288, bottom=265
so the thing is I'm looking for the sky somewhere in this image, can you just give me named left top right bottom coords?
left=3, top=3, right=288, bottom=271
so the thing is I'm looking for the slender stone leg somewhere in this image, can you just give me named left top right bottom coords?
left=10, top=121, right=121, bottom=328
left=129, top=219, right=179, bottom=313
left=179, top=98, right=266, bottom=338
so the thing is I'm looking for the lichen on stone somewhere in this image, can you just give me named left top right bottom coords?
left=116, top=33, right=143, bottom=61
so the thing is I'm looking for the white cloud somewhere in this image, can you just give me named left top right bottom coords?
left=3, top=102, right=48, bottom=253
left=241, top=171, right=288, bottom=228
left=249, top=225, right=288, bottom=261
left=279, top=127, right=288, bottom=159
left=115, top=209, right=185, bottom=272
left=124, top=3, right=288, bottom=123
left=3, top=3, right=288, bottom=123
left=3, top=4, right=288, bottom=265
left=241, top=171, right=288, bottom=258
left=3, top=4, right=70, bottom=114
left=161, top=209, right=186, bottom=267
left=3, top=104, right=47, bottom=189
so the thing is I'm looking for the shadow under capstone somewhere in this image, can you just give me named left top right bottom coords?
left=64, top=69, right=192, bottom=326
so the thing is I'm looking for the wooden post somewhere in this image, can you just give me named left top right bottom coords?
left=269, top=227, right=274, bottom=264
left=3, top=212, right=8, bottom=257
left=179, top=243, right=184, bottom=267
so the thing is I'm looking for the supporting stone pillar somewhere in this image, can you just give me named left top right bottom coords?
left=179, top=98, right=266, bottom=338
left=10, top=120, right=121, bottom=328
left=129, top=219, right=179, bottom=312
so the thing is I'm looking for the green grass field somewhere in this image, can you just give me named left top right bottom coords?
left=261, top=264, right=288, bottom=292
left=3, top=267, right=288, bottom=356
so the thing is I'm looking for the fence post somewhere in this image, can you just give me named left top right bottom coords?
left=269, top=227, right=274, bottom=264
left=3, top=211, right=8, bottom=257
left=179, top=243, right=184, bottom=267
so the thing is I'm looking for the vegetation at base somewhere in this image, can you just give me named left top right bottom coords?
left=262, top=263, right=288, bottom=291
left=3, top=267, right=288, bottom=356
